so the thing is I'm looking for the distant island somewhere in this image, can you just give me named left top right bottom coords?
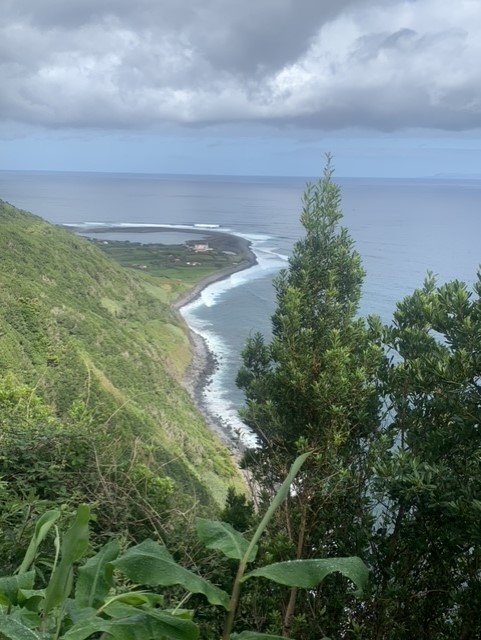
left=430, top=172, right=481, bottom=179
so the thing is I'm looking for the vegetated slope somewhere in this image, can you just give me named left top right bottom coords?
left=0, top=200, right=241, bottom=514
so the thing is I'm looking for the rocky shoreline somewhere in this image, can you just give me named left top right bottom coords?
left=174, top=233, right=257, bottom=454
left=71, top=222, right=257, bottom=454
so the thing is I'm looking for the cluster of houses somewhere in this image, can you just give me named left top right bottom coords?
left=192, top=242, right=210, bottom=253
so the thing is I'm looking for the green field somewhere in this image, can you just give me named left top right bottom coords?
left=83, top=231, right=252, bottom=287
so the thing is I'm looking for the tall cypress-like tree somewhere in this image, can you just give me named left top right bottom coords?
left=235, top=162, right=481, bottom=638
left=237, top=158, right=383, bottom=638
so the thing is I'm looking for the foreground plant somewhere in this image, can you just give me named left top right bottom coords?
left=0, top=453, right=368, bottom=639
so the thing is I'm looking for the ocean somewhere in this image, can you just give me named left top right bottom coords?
left=1, top=170, right=480, bottom=444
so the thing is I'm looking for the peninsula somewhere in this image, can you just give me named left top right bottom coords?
left=72, top=223, right=258, bottom=450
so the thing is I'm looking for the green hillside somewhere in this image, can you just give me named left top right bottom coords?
left=0, top=200, right=242, bottom=542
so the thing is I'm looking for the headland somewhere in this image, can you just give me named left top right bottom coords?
left=71, top=224, right=257, bottom=452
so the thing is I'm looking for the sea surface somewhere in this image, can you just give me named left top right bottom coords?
left=1, top=170, right=480, bottom=444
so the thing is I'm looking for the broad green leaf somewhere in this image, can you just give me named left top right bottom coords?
left=7, top=608, right=41, bottom=630
left=17, top=588, right=44, bottom=613
left=232, top=633, right=292, bottom=640
left=60, top=505, right=91, bottom=565
left=0, top=572, right=35, bottom=606
left=18, top=510, right=60, bottom=574
left=101, top=592, right=165, bottom=617
left=64, top=607, right=199, bottom=640
left=63, top=601, right=97, bottom=625
left=243, top=557, right=369, bottom=597
left=76, top=538, right=120, bottom=608
left=112, top=539, right=229, bottom=610
left=163, top=609, right=194, bottom=620
left=196, top=518, right=257, bottom=562
left=0, top=614, right=41, bottom=640
left=140, top=606, right=200, bottom=639
left=246, top=452, right=310, bottom=559
left=44, top=504, right=90, bottom=615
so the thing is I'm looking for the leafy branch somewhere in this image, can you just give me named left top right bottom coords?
left=0, top=453, right=368, bottom=640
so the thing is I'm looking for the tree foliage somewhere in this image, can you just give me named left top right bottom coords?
left=368, top=273, right=481, bottom=639
left=237, top=158, right=383, bottom=637
left=237, top=161, right=481, bottom=639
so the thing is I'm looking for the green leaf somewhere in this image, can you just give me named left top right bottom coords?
left=64, top=607, right=199, bottom=640
left=111, top=539, right=230, bottom=610
left=232, top=633, right=292, bottom=640
left=0, top=615, right=41, bottom=640
left=142, top=606, right=201, bottom=639
left=196, top=519, right=257, bottom=562
left=246, top=452, right=310, bottom=560
left=63, top=601, right=97, bottom=625
left=0, top=572, right=35, bottom=606
left=163, top=609, right=194, bottom=620
left=60, top=505, right=91, bottom=565
left=17, top=588, right=45, bottom=612
left=75, top=538, right=120, bottom=608
left=6, top=608, right=42, bottom=630
left=243, top=557, right=369, bottom=597
left=100, top=592, right=165, bottom=617
left=18, top=510, right=60, bottom=574
left=43, top=504, right=90, bottom=615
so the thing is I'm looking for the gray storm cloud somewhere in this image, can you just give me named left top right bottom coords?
left=1, top=0, right=481, bottom=131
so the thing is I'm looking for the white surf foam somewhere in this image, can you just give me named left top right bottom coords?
left=184, top=321, right=259, bottom=448
left=182, top=233, right=287, bottom=311
left=180, top=229, right=288, bottom=448
left=69, top=219, right=284, bottom=448
left=65, top=222, right=214, bottom=230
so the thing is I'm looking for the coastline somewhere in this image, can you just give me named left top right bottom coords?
left=173, top=233, right=257, bottom=454
left=172, top=232, right=257, bottom=310
left=71, top=222, right=257, bottom=453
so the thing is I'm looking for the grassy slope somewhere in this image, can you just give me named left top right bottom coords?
left=0, top=200, right=242, bottom=507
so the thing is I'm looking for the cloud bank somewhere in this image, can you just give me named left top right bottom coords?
left=2, top=0, right=481, bottom=131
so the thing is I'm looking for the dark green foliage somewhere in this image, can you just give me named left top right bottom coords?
left=237, top=159, right=382, bottom=638
left=221, top=488, right=254, bottom=533
left=0, top=458, right=368, bottom=640
left=237, top=160, right=382, bottom=459
left=367, top=273, right=481, bottom=639
left=237, top=163, right=481, bottom=639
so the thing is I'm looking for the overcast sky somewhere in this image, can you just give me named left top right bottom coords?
left=1, top=0, right=481, bottom=176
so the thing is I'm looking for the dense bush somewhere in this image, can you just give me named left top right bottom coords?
left=0, top=456, right=368, bottom=640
